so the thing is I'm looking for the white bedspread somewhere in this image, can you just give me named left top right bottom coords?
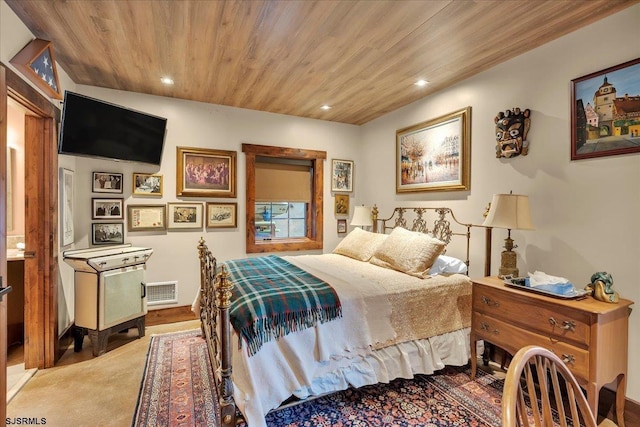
left=219, top=254, right=472, bottom=427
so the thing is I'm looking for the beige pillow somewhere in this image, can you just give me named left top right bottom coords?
left=370, top=226, right=445, bottom=278
left=333, top=228, right=388, bottom=262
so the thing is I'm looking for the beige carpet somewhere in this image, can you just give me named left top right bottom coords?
left=7, top=320, right=200, bottom=427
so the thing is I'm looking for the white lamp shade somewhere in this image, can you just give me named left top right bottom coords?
left=351, top=205, right=373, bottom=227
left=482, top=194, right=535, bottom=230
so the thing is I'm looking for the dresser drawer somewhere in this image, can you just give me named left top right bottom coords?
left=472, top=284, right=590, bottom=346
left=473, top=312, right=589, bottom=381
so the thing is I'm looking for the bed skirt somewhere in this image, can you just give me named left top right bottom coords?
left=234, top=327, right=472, bottom=427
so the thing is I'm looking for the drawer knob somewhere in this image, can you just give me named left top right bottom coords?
left=548, top=317, right=576, bottom=331
left=480, top=322, right=499, bottom=335
left=481, top=296, right=500, bottom=307
left=562, top=354, right=576, bottom=365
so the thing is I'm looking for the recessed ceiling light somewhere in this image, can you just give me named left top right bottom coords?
left=321, top=105, right=331, bottom=110
left=415, top=80, right=429, bottom=87
left=160, top=77, right=174, bottom=85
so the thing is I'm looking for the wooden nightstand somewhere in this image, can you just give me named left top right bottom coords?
left=470, top=276, right=633, bottom=427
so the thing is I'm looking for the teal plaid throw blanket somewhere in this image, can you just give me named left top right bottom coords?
left=224, top=255, right=342, bottom=356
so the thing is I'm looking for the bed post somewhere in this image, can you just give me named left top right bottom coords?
left=372, top=205, right=379, bottom=233
left=216, top=266, right=236, bottom=426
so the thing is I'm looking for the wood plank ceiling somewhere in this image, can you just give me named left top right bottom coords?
left=5, top=0, right=639, bottom=125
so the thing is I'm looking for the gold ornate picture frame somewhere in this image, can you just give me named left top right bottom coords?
left=176, top=147, right=236, bottom=198
left=396, top=106, right=471, bottom=193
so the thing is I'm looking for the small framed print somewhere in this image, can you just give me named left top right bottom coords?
left=337, top=219, right=347, bottom=234
left=335, top=194, right=349, bottom=215
left=127, top=204, right=167, bottom=231
left=331, top=159, right=354, bottom=192
left=91, top=198, right=124, bottom=220
left=167, top=202, right=203, bottom=230
left=92, top=172, right=123, bottom=194
left=133, top=173, right=163, bottom=196
left=91, top=222, right=124, bottom=245
left=206, top=202, right=237, bottom=228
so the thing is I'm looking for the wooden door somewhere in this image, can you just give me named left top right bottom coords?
left=0, top=62, right=9, bottom=424
left=1, top=63, right=60, bottom=373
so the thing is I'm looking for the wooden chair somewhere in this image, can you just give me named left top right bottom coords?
left=502, top=345, right=617, bottom=427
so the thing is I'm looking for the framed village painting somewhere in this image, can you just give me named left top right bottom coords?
left=571, top=57, right=640, bottom=160
left=176, top=147, right=236, bottom=198
left=396, top=107, right=471, bottom=193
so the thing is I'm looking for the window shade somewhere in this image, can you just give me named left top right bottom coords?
left=256, top=162, right=311, bottom=202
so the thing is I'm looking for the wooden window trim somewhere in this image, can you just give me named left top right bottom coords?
left=243, top=143, right=325, bottom=253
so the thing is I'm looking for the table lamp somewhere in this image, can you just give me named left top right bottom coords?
left=351, top=205, right=373, bottom=230
left=482, top=193, right=534, bottom=277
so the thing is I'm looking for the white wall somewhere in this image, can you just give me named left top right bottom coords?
left=360, top=5, right=640, bottom=401
left=68, top=86, right=361, bottom=309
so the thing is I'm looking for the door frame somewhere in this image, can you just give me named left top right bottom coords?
left=1, top=62, right=60, bottom=373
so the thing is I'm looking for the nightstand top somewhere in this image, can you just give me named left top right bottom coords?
left=471, top=276, right=633, bottom=313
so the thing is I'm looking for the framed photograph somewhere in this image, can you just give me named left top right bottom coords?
left=206, top=202, right=237, bottom=228
left=396, top=106, right=471, bottom=193
left=167, top=202, right=203, bottom=230
left=335, top=194, right=349, bottom=215
left=60, top=168, right=74, bottom=246
left=91, top=198, right=124, bottom=220
left=91, top=222, right=124, bottom=245
left=176, top=147, right=237, bottom=198
left=92, top=172, right=123, bottom=194
left=331, top=159, right=354, bottom=192
left=127, top=204, right=167, bottom=231
left=133, top=173, right=163, bottom=196
left=571, top=57, right=640, bottom=160
left=337, top=219, right=347, bottom=234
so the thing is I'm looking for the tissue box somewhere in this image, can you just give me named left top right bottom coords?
left=533, top=283, right=575, bottom=295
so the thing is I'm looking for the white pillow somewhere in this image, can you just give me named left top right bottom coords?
left=429, top=255, right=468, bottom=275
left=370, top=227, right=445, bottom=278
left=333, top=228, right=388, bottom=262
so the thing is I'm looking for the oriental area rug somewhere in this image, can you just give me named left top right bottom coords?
left=132, top=329, right=508, bottom=427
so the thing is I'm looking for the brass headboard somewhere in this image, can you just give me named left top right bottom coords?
left=373, top=207, right=472, bottom=270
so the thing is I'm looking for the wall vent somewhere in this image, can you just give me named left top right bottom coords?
left=146, top=281, right=178, bottom=305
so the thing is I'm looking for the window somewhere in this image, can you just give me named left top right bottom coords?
left=243, top=144, right=325, bottom=253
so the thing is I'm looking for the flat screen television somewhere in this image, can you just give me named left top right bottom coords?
left=58, top=91, right=167, bottom=165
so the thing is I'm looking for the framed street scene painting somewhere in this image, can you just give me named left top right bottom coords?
left=396, top=107, right=471, bottom=193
